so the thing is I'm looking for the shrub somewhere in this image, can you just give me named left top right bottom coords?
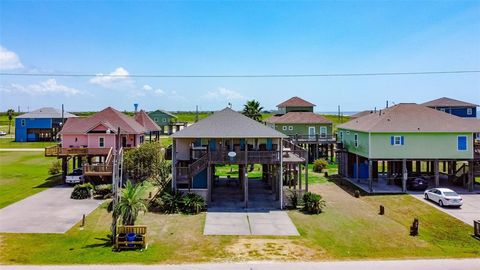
left=182, top=193, right=205, bottom=214
left=287, top=190, right=301, bottom=209
left=48, top=160, right=62, bottom=175
left=313, top=159, right=328, bottom=173
left=160, top=191, right=184, bottom=214
left=302, top=192, right=326, bottom=214
left=94, top=184, right=112, bottom=199
left=71, top=183, right=94, bottom=200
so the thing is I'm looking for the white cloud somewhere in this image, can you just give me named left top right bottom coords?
left=89, top=67, right=133, bottom=88
left=154, top=89, right=165, bottom=96
left=204, top=87, right=245, bottom=101
left=0, top=46, right=24, bottom=70
left=1, top=79, right=82, bottom=96
left=142, top=84, right=153, bottom=91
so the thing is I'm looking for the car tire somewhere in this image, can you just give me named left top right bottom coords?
left=424, top=194, right=429, bottom=200
left=439, top=200, right=444, bottom=207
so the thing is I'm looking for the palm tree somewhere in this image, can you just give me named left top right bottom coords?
left=114, top=181, right=148, bottom=225
left=6, top=109, right=14, bottom=134
left=242, top=100, right=264, bottom=122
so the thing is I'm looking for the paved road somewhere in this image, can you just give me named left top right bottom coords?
left=410, top=193, right=480, bottom=226
left=0, top=186, right=102, bottom=233
left=0, top=148, right=44, bottom=152
left=2, top=259, right=480, bottom=270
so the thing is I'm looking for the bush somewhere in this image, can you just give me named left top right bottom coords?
left=287, top=190, right=301, bottom=209
left=302, top=192, right=326, bottom=214
left=159, top=191, right=184, bottom=214
left=182, top=193, right=205, bottom=214
left=48, top=160, right=62, bottom=175
left=71, top=183, right=94, bottom=200
left=94, top=184, right=112, bottom=199
left=313, top=159, right=328, bottom=173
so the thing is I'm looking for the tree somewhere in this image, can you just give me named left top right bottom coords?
left=6, top=109, right=14, bottom=134
left=113, top=181, right=147, bottom=225
left=124, top=141, right=169, bottom=184
left=242, top=100, right=264, bottom=122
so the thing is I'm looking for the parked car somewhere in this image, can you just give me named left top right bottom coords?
left=394, top=176, right=429, bottom=191
left=424, top=188, right=463, bottom=208
left=65, top=168, right=84, bottom=184
left=0, top=131, right=6, bottom=136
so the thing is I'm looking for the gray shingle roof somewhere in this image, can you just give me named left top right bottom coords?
left=338, top=103, right=480, bottom=133
left=422, top=97, right=478, bottom=108
left=172, top=107, right=287, bottom=139
left=16, top=107, right=77, bottom=119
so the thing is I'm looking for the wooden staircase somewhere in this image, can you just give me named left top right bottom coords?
left=176, top=154, right=209, bottom=186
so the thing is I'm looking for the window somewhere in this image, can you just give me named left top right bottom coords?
left=288, top=126, right=293, bottom=131
left=154, top=117, right=158, bottom=122
left=21, top=119, right=26, bottom=126
left=390, top=135, right=404, bottom=146
left=354, top=133, right=359, bottom=148
left=99, top=137, right=105, bottom=147
left=467, top=108, right=473, bottom=115
left=346, top=131, right=350, bottom=135
left=320, top=126, right=327, bottom=138
left=339, top=131, right=343, bottom=142
left=440, top=108, right=446, bottom=112
left=163, top=118, right=167, bottom=122
left=140, top=135, right=144, bottom=144
left=282, top=126, right=287, bottom=131
left=457, top=136, right=467, bottom=151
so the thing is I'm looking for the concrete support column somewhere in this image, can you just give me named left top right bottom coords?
left=402, top=159, right=407, bottom=192
left=434, top=160, right=440, bottom=188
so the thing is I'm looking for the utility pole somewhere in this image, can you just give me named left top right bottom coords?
left=195, top=105, right=199, bottom=123
left=111, top=127, right=121, bottom=245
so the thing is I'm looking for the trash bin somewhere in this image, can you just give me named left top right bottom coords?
left=126, top=233, right=136, bottom=247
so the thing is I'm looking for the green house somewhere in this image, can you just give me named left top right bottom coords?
left=336, top=103, right=480, bottom=193
left=148, top=110, right=178, bottom=134
left=266, top=96, right=335, bottom=161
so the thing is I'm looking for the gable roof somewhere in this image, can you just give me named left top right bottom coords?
left=337, top=103, right=480, bottom=133
left=277, top=97, right=315, bottom=108
left=350, top=110, right=374, bottom=119
left=265, top=112, right=332, bottom=124
left=16, top=107, right=77, bottom=119
left=59, top=107, right=147, bottom=135
left=172, top=107, right=287, bottom=139
left=422, top=97, right=478, bottom=108
left=134, top=110, right=161, bottom=132
left=149, top=109, right=177, bottom=118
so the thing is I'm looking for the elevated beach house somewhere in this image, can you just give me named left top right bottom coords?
left=266, top=97, right=335, bottom=161
left=45, top=107, right=147, bottom=181
left=171, top=107, right=308, bottom=209
left=148, top=109, right=187, bottom=135
left=422, top=97, right=478, bottom=118
left=134, top=109, right=162, bottom=141
left=15, top=107, right=77, bottom=142
left=336, top=103, right=480, bottom=193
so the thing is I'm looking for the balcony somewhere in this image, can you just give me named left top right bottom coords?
left=83, top=164, right=113, bottom=176
left=289, top=134, right=336, bottom=144
left=45, top=145, right=111, bottom=157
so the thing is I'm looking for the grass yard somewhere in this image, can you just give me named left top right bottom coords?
left=0, top=151, right=62, bottom=209
left=1, top=179, right=478, bottom=264
left=0, top=138, right=57, bottom=149
left=215, top=164, right=264, bottom=178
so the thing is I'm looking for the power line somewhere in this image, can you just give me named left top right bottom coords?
left=0, top=70, right=479, bottom=78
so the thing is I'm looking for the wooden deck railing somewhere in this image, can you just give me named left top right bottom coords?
left=83, top=164, right=113, bottom=176
left=290, top=134, right=336, bottom=143
left=44, top=146, right=111, bottom=157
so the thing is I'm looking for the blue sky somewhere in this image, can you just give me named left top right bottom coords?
left=0, top=0, right=479, bottom=112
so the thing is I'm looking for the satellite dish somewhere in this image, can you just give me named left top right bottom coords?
left=106, top=129, right=111, bottom=134
left=228, top=151, right=237, bottom=158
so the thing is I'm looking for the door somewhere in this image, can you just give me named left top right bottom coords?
left=320, top=126, right=327, bottom=138
left=308, top=127, right=316, bottom=140
left=122, top=136, right=127, bottom=147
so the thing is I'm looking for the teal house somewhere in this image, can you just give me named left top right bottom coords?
left=336, top=103, right=479, bottom=193
left=266, top=97, right=335, bottom=161
left=148, top=110, right=185, bottom=135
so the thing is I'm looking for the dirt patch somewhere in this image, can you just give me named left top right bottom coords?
left=225, top=238, right=322, bottom=261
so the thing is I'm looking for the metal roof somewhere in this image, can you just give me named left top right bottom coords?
left=16, top=107, right=77, bottom=119
left=171, top=107, right=287, bottom=139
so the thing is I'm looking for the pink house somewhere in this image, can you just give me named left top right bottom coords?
left=46, top=107, right=148, bottom=181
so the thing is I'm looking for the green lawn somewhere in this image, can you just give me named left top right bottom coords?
left=215, top=164, right=263, bottom=178
left=1, top=181, right=478, bottom=264
left=0, top=138, right=57, bottom=149
left=0, top=151, right=62, bottom=209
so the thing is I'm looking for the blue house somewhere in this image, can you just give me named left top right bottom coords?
left=15, top=107, right=77, bottom=142
left=422, top=97, right=478, bottom=118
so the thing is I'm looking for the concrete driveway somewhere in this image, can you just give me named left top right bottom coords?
left=0, top=186, right=103, bottom=233
left=204, top=210, right=299, bottom=236
left=410, top=193, right=480, bottom=226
